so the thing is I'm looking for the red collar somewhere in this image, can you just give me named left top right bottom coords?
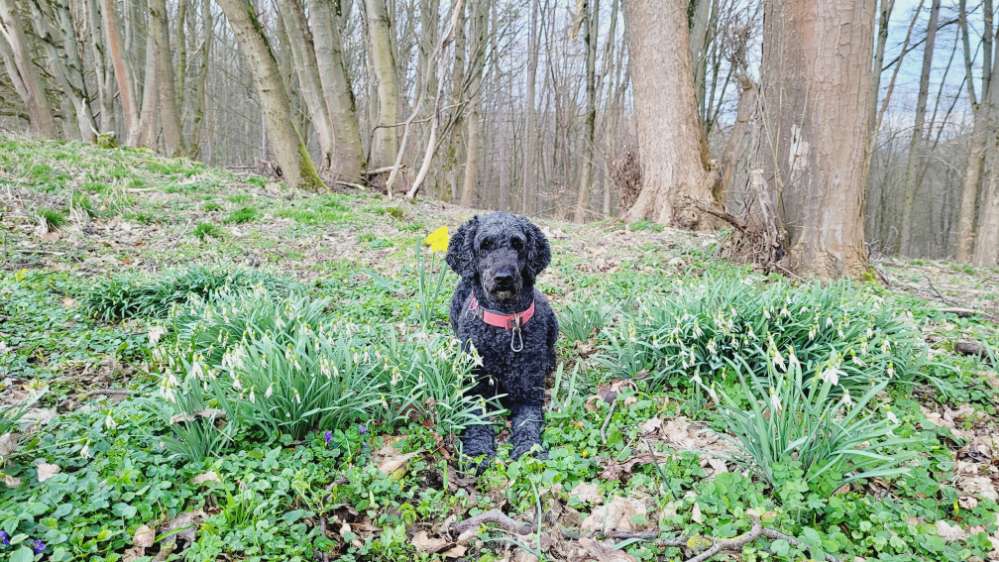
left=468, top=294, right=535, bottom=330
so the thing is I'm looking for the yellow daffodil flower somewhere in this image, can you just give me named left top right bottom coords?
left=424, top=226, right=449, bottom=253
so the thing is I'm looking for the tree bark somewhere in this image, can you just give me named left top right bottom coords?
left=189, top=0, right=212, bottom=158
left=622, top=0, right=721, bottom=229
left=898, top=0, right=941, bottom=255
left=99, top=0, right=138, bottom=143
left=149, top=0, right=183, bottom=155
left=216, top=0, right=324, bottom=190
left=573, top=0, right=599, bottom=223
left=135, top=13, right=159, bottom=149
left=0, top=0, right=57, bottom=137
left=308, top=0, right=365, bottom=183
left=458, top=0, right=487, bottom=207
left=759, top=0, right=876, bottom=278
left=277, top=0, right=334, bottom=174
left=364, top=0, right=401, bottom=170
left=973, top=140, right=999, bottom=266
left=956, top=7, right=998, bottom=262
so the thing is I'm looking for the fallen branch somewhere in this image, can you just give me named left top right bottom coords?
left=683, top=515, right=843, bottom=562
left=450, top=509, right=533, bottom=537
left=955, top=340, right=991, bottom=360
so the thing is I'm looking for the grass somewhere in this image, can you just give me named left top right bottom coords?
left=1, top=136, right=997, bottom=562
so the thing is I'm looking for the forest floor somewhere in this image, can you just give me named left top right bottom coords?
left=1, top=136, right=998, bottom=562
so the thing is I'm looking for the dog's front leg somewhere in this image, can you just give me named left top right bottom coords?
left=461, top=375, right=498, bottom=462
left=510, top=401, right=546, bottom=459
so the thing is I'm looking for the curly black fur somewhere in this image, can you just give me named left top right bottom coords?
left=447, top=213, right=558, bottom=463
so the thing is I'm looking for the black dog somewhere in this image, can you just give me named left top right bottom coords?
left=446, top=213, right=558, bottom=462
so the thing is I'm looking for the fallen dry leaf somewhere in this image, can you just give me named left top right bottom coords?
left=581, top=496, right=649, bottom=535
left=578, top=537, right=638, bottom=562
left=691, top=503, right=704, bottom=524
left=638, top=417, right=662, bottom=435
left=0, top=433, right=18, bottom=457
left=4, top=474, right=21, bottom=488
left=133, top=524, right=156, bottom=548
left=412, top=530, right=450, bottom=553
left=935, top=520, right=967, bottom=542
left=571, top=482, right=603, bottom=505
left=192, top=471, right=221, bottom=485
left=373, top=440, right=421, bottom=479
left=37, top=462, right=61, bottom=482
left=443, top=544, right=467, bottom=558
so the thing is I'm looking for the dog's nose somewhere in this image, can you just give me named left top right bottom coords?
left=495, top=272, right=514, bottom=287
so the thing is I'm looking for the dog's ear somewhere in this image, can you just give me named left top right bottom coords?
left=446, top=215, right=479, bottom=279
left=521, top=217, right=551, bottom=279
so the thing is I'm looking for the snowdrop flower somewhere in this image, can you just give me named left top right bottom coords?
left=820, top=367, right=841, bottom=386
left=769, top=391, right=782, bottom=412
left=248, top=389, right=255, bottom=403
left=265, top=384, right=273, bottom=398
left=189, top=361, right=204, bottom=380
left=80, top=443, right=92, bottom=459
left=707, top=387, right=719, bottom=404
left=886, top=411, right=899, bottom=424
left=104, top=414, right=117, bottom=430
left=841, top=389, right=853, bottom=406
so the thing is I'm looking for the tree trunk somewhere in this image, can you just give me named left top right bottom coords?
left=759, top=0, right=876, bottom=278
left=622, top=0, right=721, bottom=229
left=573, top=0, right=598, bottom=223
left=956, top=7, right=998, bottom=261
left=973, top=140, right=999, bottom=266
left=898, top=0, right=941, bottom=255
left=458, top=0, right=487, bottom=207
left=135, top=14, right=159, bottom=149
left=0, top=0, right=57, bottom=137
left=308, top=0, right=365, bottom=183
left=277, top=0, right=334, bottom=174
left=99, top=0, right=139, bottom=143
left=216, top=0, right=323, bottom=190
left=364, top=0, right=401, bottom=170
left=521, top=0, right=538, bottom=214
left=149, top=0, right=183, bottom=155
left=189, top=0, right=212, bottom=158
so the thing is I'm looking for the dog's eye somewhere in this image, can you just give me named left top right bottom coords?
left=511, top=238, right=524, bottom=251
left=480, top=238, right=494, bottom=251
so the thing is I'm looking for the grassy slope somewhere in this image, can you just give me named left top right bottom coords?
left=0, top=137, right=997, bottom=561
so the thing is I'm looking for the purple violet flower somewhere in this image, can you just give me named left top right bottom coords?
left=358, top=424, right=368, bottom=436
left=32, top=539, right=46, bottom=554
left=324, top=431, right=333, bottom=446
left=0, top=530, right=9, bottom=546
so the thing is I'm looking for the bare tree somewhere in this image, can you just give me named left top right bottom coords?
left=898, top=0, right=941, bottom=255
left=149, top=0, right=183, bottom=155
left=308, top=0, right=365, bottom=183
left=364, top=0, right=401, bottom=171
left=0, top=0, right=57, bottom=137
left=622, top=0, right=721, bottom=229
left=956, top=0, right=997, bottom=262
left=573, top=0, right=598, bottom=223
left=216, top=0, right=323, bottom=190
left=759, top=0, right=876, bottom=278
left=99, top=0, right=139, bottom=144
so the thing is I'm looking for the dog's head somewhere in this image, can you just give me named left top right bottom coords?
left=446, top=213, right=551, bottom=304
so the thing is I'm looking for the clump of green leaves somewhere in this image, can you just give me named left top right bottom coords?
left=180, top=326, right=384, bottom=441
left=0, top=388, right=46, bottom=435
left=559, top=301, right=615, bottom=345
left=702, top=354, right=919, bottom=501
left=193, top=222, right=225, bottom=240
left=601, top=276, right=927, bottom=392
left=37, top=208, right=67, bottom=230
left=171, top=288, right=329, bottom=368
left=225, top=206, right=259, bottom=224
left=84, top=266, right=291, bottom=322
left=380, top=335, right=500, bottom=436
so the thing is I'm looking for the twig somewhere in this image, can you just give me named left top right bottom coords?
left=599, top=400, right=618, bottom=444
left=450, top=509, right=534, bottom=537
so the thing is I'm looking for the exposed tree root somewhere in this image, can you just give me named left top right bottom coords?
left=450, top=509, right=534, bottom=537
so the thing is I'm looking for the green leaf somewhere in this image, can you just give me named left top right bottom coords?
left=10, top=546, right=35, bottom=562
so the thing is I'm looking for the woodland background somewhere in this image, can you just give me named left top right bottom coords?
left=1, top=0, right=997, bottom=271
